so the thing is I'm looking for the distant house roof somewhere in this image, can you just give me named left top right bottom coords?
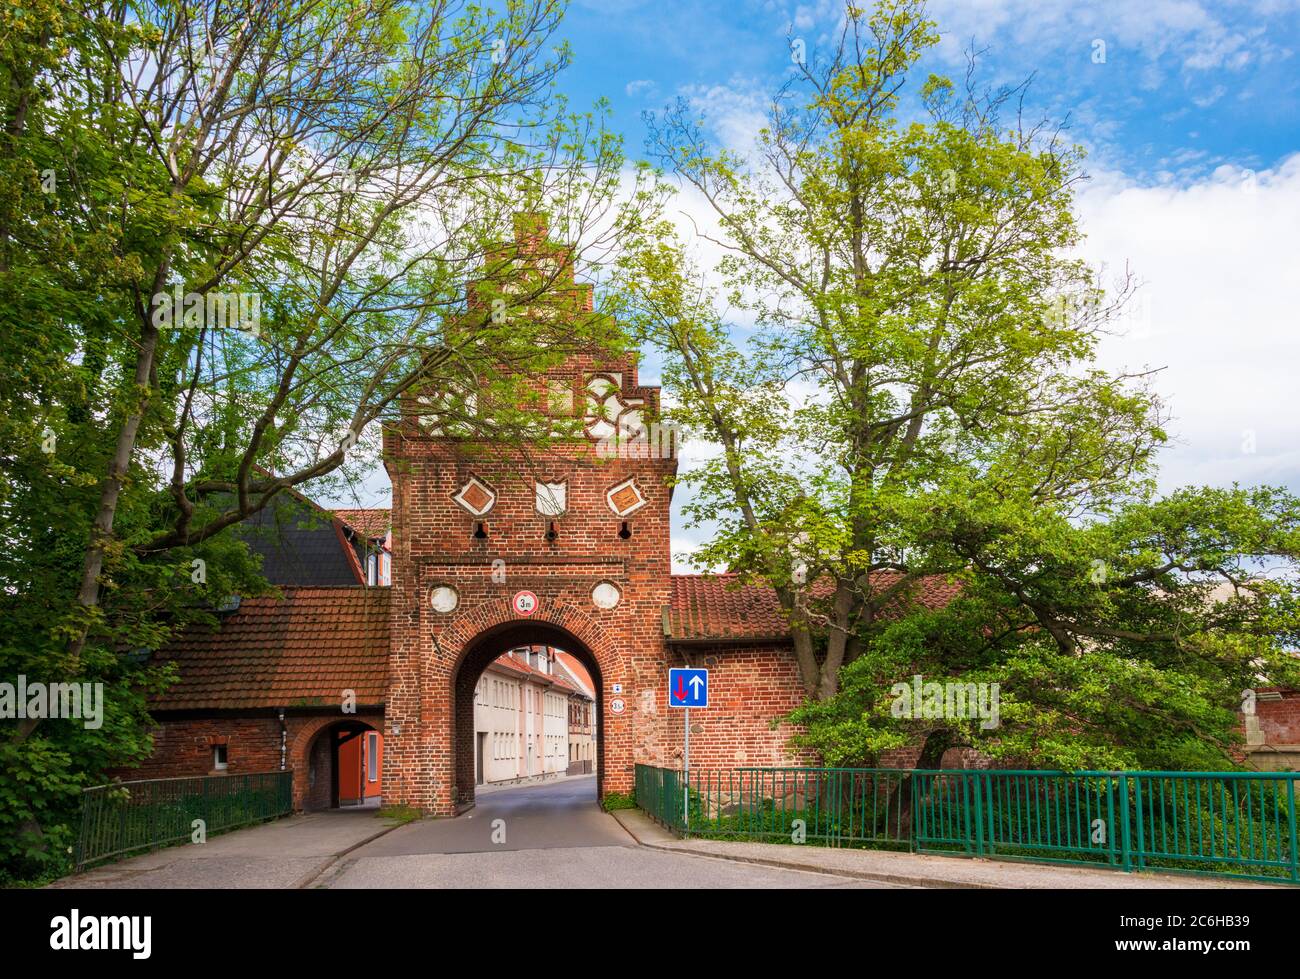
left=554, top=650, right=595, bottom=698
left=151, top=588, right=389, bottom=711
left=666, top=573, right=962, bottom=643
left=233, top=491, right=366, bottom=587
left=333, top=508, right=391, bottom=540
left=487, top=650, right=570, bottom=690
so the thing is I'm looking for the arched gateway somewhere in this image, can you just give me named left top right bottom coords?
left=449, top=610, right=615, bottom=807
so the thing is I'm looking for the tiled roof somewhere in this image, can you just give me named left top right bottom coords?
left=486, top=652, right=584, bottom=697
left=554, top=650, right=595, bottom=697
left=151, top=588, right=389, bottom=711
left=231, top=496, right=366, bottom=587
left=333, top=508, right=391, bottom=540
left=667, top=573, right=962, bottom=643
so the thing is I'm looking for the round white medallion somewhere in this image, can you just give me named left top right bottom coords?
left=591, top=581, right=621, bottom=610
left=430, top=585, right=459, bottom=614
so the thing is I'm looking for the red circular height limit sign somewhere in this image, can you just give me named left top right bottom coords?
left=512, top=590, right=539, bottom=616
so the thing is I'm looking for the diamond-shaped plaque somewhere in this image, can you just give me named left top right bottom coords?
left=453, top=476, right=496, bottom=516
left=605, top=478, right=647, bottom=517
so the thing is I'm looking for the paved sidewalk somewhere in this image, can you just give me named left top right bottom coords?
left=610, top=809, right=1284, bottom=889
left=50, top=809, right=405, bottom=889
left=473, top=770, right=595, bottom=797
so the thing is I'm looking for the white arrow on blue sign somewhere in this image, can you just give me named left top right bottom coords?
left=668, top=667, right=708, bottom=708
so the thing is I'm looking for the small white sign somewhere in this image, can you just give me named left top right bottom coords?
left=609, top=698, right=626, bottom=715
left=611, top=683, right=623, bottom=694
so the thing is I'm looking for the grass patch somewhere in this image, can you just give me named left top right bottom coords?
left=378, top=804, right=423, bottom=825
left=601, top=791, right=636, bottom=812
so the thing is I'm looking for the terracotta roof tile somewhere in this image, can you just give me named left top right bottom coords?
left=151, top=587, right=389, bottom=711
left=554, top=650, right=595, bottom=697
left=486, top=652, right=585, bottom=696
left=668, top=573, right=961, bottom=642
left=332, top=508, right=391, bottom=540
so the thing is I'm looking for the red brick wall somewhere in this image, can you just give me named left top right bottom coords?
left=119, top=717, right=283, bottom=779
left=1238, top=691, right=1300, bottom=770
left=651, top=644, right=815, bottom=771
left=304, top=726, right=334, bottom=811
left=1254, top=693, right=1300, bottom=744
left=117, top=711, right=385, bottom=810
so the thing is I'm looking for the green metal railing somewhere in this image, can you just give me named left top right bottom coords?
left=634, top=764, right=1300, bottom=884
left=76, top=771, right=293, bottom=871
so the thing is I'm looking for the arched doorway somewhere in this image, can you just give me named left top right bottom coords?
left=452, top=621, right=604, bottom=809
left=303, top=719, right=384, bottom=811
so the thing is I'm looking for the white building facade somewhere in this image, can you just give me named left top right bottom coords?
left=472, top=645, right=591, bottom=786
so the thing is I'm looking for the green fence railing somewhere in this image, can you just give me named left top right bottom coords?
left=635, top=761, right=686, bottom=832
left=634, top=764, right=1300, bottom=884
left=76, top=771, right=293, bottom=871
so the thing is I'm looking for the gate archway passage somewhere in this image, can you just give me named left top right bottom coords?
left=437, top=596, right=630, bottom=814
left=453, top=620, right=604, bottom=806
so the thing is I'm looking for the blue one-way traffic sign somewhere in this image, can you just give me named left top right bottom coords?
left=668, top=667, right=708, bottom=708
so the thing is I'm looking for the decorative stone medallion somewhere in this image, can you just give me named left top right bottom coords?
left=430, top=585, right=459, bottom=614
left=591, top=580, right=621, bottom=610
left=452, top=475, right=496, bottom=516
left=605, top=477, right=647, bottom=517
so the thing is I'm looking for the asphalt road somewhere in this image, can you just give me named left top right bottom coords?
left=320, top=775, right=907, bottom=889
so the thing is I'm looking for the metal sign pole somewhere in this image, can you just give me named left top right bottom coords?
left=683, top=705, right=689, bottom=830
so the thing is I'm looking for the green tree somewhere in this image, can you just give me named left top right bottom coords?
left=614, top=0, right=1300, bottom=771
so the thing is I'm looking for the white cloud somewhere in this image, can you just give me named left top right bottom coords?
left=924, top=0, right=1281, bottom=71
left=1191, top=83, right=1228, bottom=107
left=625, top=78, right=657, bottom=98
left=1078, top=152, right=1300, bottom=493
left=678, top=77, right=770, bottom=159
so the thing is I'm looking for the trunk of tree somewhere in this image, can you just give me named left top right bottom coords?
left=69, top=319, right=161, bottom=655
left=881, top=728, right=955, bottom=841
left=11, top=301, right=163, bottom=750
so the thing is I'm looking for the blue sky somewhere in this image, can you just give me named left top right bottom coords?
left=556, top=0, right=1300, bottom=182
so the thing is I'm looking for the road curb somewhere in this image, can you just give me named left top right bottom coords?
left=610, top=808, right=959, bottom=887
left=608, top=809, right=1281, bottom=890
left=293, top=816, right=418, bottom=889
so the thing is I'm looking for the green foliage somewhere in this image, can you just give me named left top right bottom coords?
left=378, top=805, right=424, bottom=825
left=600, top=790, right=636, bottom=812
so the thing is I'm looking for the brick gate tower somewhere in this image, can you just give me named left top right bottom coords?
left=381, top=216, right=678, bottom=815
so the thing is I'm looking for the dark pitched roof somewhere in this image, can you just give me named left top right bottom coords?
left=667, top=573, right=962, bottom=643
left=151, top=588, right=389, bottom=711
left=233, top=493, right=366, bottom=586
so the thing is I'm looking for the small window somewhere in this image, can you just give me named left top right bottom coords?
left=366, top=553, right=378, bottom=586
left=212, top=744, right=228, bottom=771
left=367, top=732, right=379, bottom=782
